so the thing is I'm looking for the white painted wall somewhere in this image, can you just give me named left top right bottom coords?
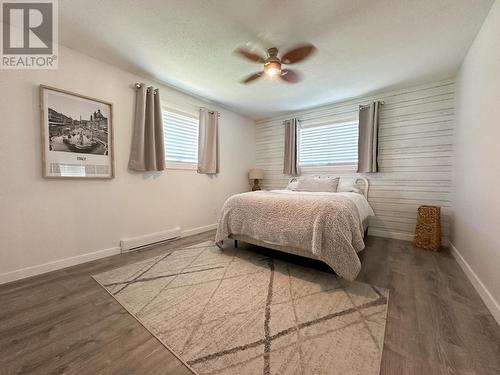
left=451, top=0, right=500, bottom=320
left=0, top=46, right=255, bottom=282
left=255, top=80, right=455, bottom=243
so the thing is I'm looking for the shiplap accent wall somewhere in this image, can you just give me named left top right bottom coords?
left=255, top=80, right=454, bottom=243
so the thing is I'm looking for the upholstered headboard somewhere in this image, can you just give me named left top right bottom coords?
left=288, top=175, right=370, bottom=198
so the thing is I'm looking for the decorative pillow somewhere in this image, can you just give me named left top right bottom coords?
left=294, top=176, right=339, bottom=192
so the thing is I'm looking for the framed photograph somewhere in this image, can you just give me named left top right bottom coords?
left=40, top=85, right=114, bottom=179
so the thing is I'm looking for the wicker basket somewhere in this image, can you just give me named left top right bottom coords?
left=415, top=205, right=441, bottom=251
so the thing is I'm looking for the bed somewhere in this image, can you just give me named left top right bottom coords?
left=215, top=176, right=374, bottom=280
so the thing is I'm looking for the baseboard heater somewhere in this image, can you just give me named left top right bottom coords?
left=120, top=227, right=182, bottom=253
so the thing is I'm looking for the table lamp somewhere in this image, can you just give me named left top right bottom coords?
left=248, top=168, right=264, bottom=191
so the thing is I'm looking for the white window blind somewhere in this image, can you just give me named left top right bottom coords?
left=298, top=120, right=358, bottom=166
left=162, top=109, right=198, bottom=164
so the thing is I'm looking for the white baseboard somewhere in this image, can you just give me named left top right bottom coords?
left=120, top=227, right=182, bottom=252
left=449, top=242, right=500, bottom=325
left=368, top=228, right=450, bottom=246
left=0, top=246, right=121, bottom=285
left=368, top=228, right=414, bottom=242
left=0, top=223, right=217, bottom=286
left=181, top=223, right=217, bottom=237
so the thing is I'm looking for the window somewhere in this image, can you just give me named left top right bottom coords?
left=162, top=108, right=198, bottom=169
left=298, top=120, right=358, bottom=167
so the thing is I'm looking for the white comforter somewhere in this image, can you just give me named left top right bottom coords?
left=215, top=190, right=375, bottom=280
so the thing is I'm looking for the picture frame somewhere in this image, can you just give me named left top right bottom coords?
left=39, top=85, right=114, bottom=179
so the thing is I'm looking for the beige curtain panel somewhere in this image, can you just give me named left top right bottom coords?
left=198, top=108, right=220, bottom=174
left=357, top=101, right=382, bottom=173
left=129, top=84, right=165, bottom=172
left=283, top=118, right=300, bottom=176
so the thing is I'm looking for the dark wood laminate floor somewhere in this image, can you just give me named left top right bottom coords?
left=1, top=232, right=499, bottom=375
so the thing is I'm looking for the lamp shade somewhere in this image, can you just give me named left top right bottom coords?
left=248, top=168, right=264, bottom=180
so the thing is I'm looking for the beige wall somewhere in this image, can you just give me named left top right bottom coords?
left=452, top=0, right=500, bottom=319
left=0, top=46, right=255, bottom=281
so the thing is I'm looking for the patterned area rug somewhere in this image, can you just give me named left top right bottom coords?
left=93, top=241, right=388, bottom=375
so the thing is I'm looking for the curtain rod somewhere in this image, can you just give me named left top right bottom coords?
left=134, top=83, right=220, bottom=117
left=200, top=107, right=221, bottom=118
left=134, top=83, right=158, bottom=94
left=359, top=101, right=385, bottom=108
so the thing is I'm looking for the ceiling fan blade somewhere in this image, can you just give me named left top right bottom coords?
left=280, top=69, right=302, bottom=83
left=241, top=72, right=264, bottom=84
left=235, top=48, right=265, bottom=63
left=281, top=43, right=317, bottom=64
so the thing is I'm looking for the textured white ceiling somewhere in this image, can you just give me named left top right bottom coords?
left=59, top=0, right=494, bottom=119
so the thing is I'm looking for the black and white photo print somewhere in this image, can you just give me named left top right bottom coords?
left=40, top=86, right=114, bottom=178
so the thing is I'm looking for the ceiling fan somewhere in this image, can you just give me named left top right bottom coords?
left=235, top=43, right=317, bottom=84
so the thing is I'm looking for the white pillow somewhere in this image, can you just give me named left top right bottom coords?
left=294, top=176, right=339, bottom=192
left=337, top=179, right=362, bottom=194
left=341, top=186, right=361, bottom=194
left=286, top=178, right=299, bottom=190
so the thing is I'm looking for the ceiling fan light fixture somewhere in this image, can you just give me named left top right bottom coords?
left=236, top=43, right=315, bottom=84
left=264, top=61, right=281, bottom=79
